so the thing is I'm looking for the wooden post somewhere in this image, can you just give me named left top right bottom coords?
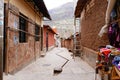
left=34, top=5, right=37, bottom=60
left=46, top=32, right=48, bottom=51
left=39, top=26, right=41, bottom=57
left=5, top=27, right=9, bottom=74
left=5, top=2, right=10, bottom=74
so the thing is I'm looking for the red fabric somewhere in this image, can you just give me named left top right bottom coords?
left=100, top=48, right=111, bottom=56
left=100, top=48, right=111, bottom=62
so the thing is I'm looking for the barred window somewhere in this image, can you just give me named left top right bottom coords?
left=35, top=25, right=40, bottom=41
left=19, top=13, right=27, bottom=43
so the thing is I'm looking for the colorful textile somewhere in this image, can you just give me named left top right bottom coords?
left=112, top=55, right=120, bottom=70
left=100, top=48, right=111, bottom=62
left=108, top=23, right=120, bottom=48
left=108, top=0, right=120, bottom=48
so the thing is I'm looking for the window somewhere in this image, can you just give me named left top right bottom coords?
left=19, top=14, right=27, bottom=43
left=41, top=27, right=43, bottom=50
left=35, top=25, right=40, bottom=41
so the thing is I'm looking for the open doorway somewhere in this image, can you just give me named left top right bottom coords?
left=46, top=32, right=48, bottom=51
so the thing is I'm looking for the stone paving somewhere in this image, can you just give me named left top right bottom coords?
left=3, top=47, right=101, bottom=80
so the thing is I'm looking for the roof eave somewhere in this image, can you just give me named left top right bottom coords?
left=74, top=0, right=91, bottom=18
left=33, top=0, right=52, bottom=20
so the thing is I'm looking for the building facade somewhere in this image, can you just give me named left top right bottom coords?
left=43, top=25, right=56, bottom=51
left=75, top=0, right=108, bottom=67
left=3, top=0, right=51, bottom=74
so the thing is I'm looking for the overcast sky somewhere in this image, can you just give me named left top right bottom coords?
left=44, top=0, right=73, bottom=10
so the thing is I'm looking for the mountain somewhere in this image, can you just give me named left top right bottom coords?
left=44, top=2, right=79, bottom=38
left=49, top=2, right=74, bottom=21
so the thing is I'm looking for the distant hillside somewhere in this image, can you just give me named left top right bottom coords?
left=44, top=2, right=79, bottom=38
left=49, top=2, right=74, bottom=21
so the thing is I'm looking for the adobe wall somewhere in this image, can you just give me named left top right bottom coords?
left=64, top=39, right=72, bottom=50
left=43, top=27, right=47, bottom=48
left=82, top=47, right=97, bottom=68
left=61, top=39, right=65, bottom=47
left=4, top=0, right=42, bottom=25
left=5, top=3, right=41, bottom=73
left=80, top=0, right=109, bottom=51
left=80, top=0, right=109, bottom=68
left=48, top=31, right=55, bottom=47
left=43, top=27, right=55, bottom=51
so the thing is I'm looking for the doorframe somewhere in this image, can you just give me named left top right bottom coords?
left=46, top=32, right=48, bottom=51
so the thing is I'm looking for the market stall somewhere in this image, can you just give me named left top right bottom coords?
left=95, top=45, right=120, bottom=80
left=96, top=0, right=120, bottom=79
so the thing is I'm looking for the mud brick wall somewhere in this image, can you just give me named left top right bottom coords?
left=35, top=42, right=40, bottom=58
left=70, top=39, right=73, bottom=51
left=48, top=30, right=55, bottom=47
left=43, top=26, right=47, bottom=48
left=61, top=38, right=73, bottom=51
left=61, top=39, right=65, bottom=47
left=43, top=26, right=55, bottom=49
left=27, top=19, right=35, bottom=61
left=64, top=39, right=71, bottom=50
left=82, top=47, right=97, bottom=68
left=64, top=40, right=68, bottom=49
left=79, top=0, right=109, bottom=68
left=5, top=3, right=41, bottom=73
left=80, top=0, right=109, bottom=51
left=7, top=4, right=20, bottom=72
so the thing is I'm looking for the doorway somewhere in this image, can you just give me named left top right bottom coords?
left=3, top=3, right=6, bottom=72
left=46, top=32, right=48, bottom=51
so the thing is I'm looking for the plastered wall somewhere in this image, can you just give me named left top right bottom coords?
left=4, top=3, right=41, bottom=73
left=43, top=27, right=55, bottom=49
left=4, top=0, right=42, bottom=25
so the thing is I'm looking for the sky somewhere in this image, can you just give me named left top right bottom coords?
left=44, top=0, right=73, bottom=10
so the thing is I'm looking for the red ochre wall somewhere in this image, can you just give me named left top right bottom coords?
left=43, top=26, right=55, bottom=49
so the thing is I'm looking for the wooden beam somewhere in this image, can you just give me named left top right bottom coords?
left=7, top=27, right=41, bottom=38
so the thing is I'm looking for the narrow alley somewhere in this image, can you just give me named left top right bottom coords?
left=3, top=48, right=98, bottom=80
left=1, top=0, right=120, bottom=80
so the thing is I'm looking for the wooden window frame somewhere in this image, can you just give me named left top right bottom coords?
left=35, top=24, right=40, bottom=41
left=19, top=13, right=28, bottom=43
